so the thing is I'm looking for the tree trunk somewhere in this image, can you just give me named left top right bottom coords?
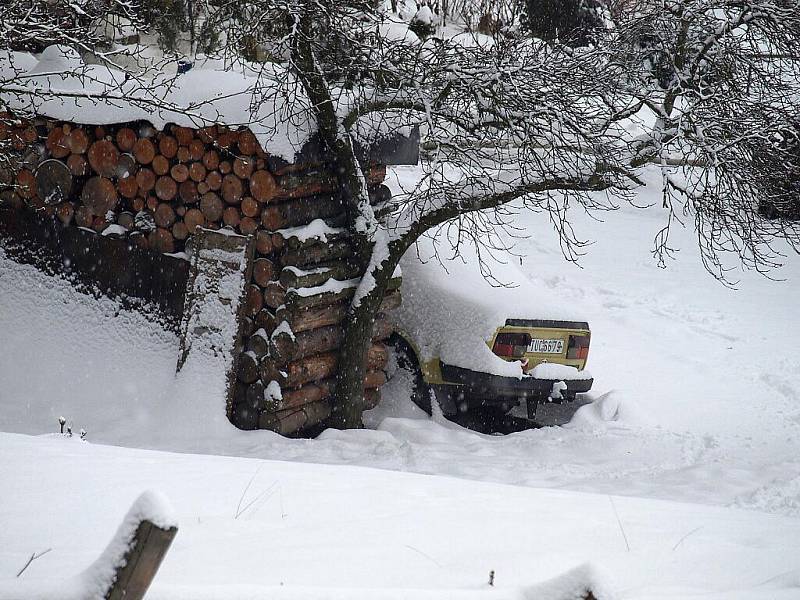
left=330, top=252, right=399, bottom=428
left=292, top=20, right=401, bottom=429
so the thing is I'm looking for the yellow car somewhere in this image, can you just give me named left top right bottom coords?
left=393, top=241, right=593, bottom=423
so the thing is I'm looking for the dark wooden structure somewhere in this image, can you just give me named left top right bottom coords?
left=0, top=205, right=189, bottom=326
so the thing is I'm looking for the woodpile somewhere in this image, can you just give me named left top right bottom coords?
left=231, top=241, right=400, bottom=435
left=0, top=112, right=399, bottom=436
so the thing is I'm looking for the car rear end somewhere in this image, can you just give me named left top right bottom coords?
left=434, top=319, right=593, bottom=418
left=490, top=319, right=591, bottom=375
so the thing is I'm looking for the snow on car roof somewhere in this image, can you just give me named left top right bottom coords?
left=397, top=231, right=588, bottom=378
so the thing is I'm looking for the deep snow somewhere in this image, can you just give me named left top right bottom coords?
left=1, top=432, right=799, bottom=600
left=0, top=165, right=799, bottom=598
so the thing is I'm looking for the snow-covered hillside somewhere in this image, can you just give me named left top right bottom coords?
left=0, top=166, right=798, bottom=598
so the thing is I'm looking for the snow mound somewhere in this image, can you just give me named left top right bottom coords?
left=566, top=391, right=643, bottom=428
left=378, top=21, right=421, bottom=44
left=735, top=474, right=800, bottom=517
left=450, top=32, right=496, bottom=49
left=521, top=564, right=611, bottom=600
left=412, top=5, right=435, bottom=25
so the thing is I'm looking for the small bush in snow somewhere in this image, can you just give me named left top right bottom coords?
left=409, top=5, right=437, bottom=39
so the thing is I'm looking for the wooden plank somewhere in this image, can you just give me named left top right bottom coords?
left=105, top=519, right=178, bottom=600
left=176, top=228, right=255, bottom=421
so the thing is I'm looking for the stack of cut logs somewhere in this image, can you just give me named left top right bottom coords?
left=232, top=231, right=401, bottom=434
left=1, top=113, right=399, bottom=435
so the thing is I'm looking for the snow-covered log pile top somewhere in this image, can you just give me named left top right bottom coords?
left=0, top=46, right=314, bottom=160
left=0, top=46, right=421, bottom=164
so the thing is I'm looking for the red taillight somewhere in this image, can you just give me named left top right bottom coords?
left=493, top=343, right=515, bottom=357
left=567, top=334, right=590, bottom=360
left=493, top=332, right=530, bottom=358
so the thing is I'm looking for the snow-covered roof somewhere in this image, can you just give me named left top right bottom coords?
left=0, top=46, right=315, bottom=161
left=1, top=46, right=421, bottom=165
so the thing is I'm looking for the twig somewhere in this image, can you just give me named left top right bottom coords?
left=608, top=496, right=630, bottom=552
left=234, top=466, right=262, bottom=519
left=672, top=526, right=702, bottom=551
left=234, top=466, right=279, bottom=520
left=404, top=544, right=442, bottom=567
left=755, top=567, right=800, bottom=588
left=235, top=482, right=278, bottom=520
left=16, top=548, right=52, bottom=577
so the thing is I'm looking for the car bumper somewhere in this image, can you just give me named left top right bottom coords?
left=439, top=363, right=593, bottom=401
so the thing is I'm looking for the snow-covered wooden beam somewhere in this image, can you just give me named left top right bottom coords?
left=0, top=491, right=178, bottom=600
left=104, top=493, right=178, bottom=600
left=176, top=228, right=254, bottom=421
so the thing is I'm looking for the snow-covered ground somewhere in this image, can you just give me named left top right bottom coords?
left=1, top=166, right=799, bottom=597
left=2, top=432, right=800, bottom=600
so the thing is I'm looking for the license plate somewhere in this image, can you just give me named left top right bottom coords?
left=528, top=338, right=564, bottom=354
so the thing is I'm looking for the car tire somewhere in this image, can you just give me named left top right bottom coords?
left=388, top=334, right=433, bottom=415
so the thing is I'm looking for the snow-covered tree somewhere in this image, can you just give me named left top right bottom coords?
left=1, top=0, right=132, bottom=54
left=614, top=0, right=800, bottom=274
left=263, top=0, right=800, bottom=426
left=267, top=1, right=640, bottom=427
